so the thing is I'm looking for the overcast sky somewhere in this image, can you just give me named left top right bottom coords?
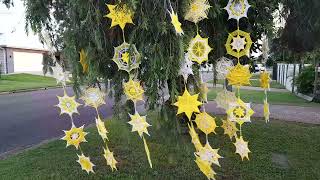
left=0, top=0, right=45, bottom=50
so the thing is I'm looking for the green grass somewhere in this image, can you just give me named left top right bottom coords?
left=0, top=114, right=319, bottom=179
left=208, top=88, right=320, bottom=107
left=0, top=73, right=60, bottom=92
left=208, top=79, right=285, bottom=89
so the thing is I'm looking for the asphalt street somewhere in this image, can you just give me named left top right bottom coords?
left=0, top=87, right=113, bottom=155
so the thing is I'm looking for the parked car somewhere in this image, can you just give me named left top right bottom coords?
left=254, top=64, right=266, bottom=72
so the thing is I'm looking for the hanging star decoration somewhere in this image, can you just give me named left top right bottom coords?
left=187, top=34, right=212, bottom=64
left=264, top=99, right=270, bottom=123
left=79, top=49, right=88, bottom=73
left=123, top=79, right=144, bottom=102
left=188, top=123, right=202, bottom=151
left=81, top=88, right=105, bottom=109
left=104, top=147, right=118, bottom=171
left=196, top=143, right=223, bottom=167
left=56, top=92, right=81, bottom=117
left=214, top=89, right=237, bottom=110
left=61, top=124, right=87, bottom=149
left=77, top=154, right=95, bottom=174
left=168, top=5, right=184, bottom=35
left=200, top=83, right=209, bottom=102
left=216, top=57, right=234, bottom=79
left=195, top=156, right=216, bottom=180
left=52, top=64, right=70, bottom=86
left=174, top=88, right=202, bottom=120
left=260, top=71, right=271, bottom=89
left=224, top=0, right=251, bottom=22
left=179, top=53, right=194, bottom=82
left=227, top=98, right=254, bottom=124
left=221, top=119, right=239, bottom=139
left=185, top=0, right=211, bottom=24
left=234, top=136, right=251, bottom=160
left=226, top=29, right=252, bottom=59
left=226, top=63, right=252, bottom=87
left=112, top=42, right=141, bottom=72
left=104, top=4, right=134, bottom=30
left=194, top=112, right=217, bottom=135
left=95, top=116, right=108, bottom=141
left=128, top=112, right=151, bottom=137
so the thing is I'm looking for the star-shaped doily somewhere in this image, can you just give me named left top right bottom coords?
left=224, top=0, right=251, bottom=22
left=81, top=88, right=106, bottom=109
left=123, top=79, right=144, bottom=102
left=61, top=124, right=87, bottom=149
left=128, top=112, right=151, bottom=138
left=226, top=63, right=252, bottom=87
left=79, top=49, right=88, bottom=73
left=264, top=99, right=270, bottom=123
left=227, top=98, right=254, bottom=124
left=56, top=92, right=81, bottom=118
left=188, top=123, right=202, bottom=151
left=77, top=153, right=95, bottom=174
left=185, top=0, right=211, bottom=24
left=173, top=88, right=202, bottom=120
left=226, top=29, right=252, bottom=59
left=196, top=143, right=223, bottom=167
left=112, top=42, right=141, bottom=73
left=104, top=147, right=118, bottom=171
left=187, top=34, right=212, bottom=64
left=195, top=156, right=216, bottom=180
left=234, top=136, right=251, bottom=161
left=214, top=89, right=237, bottom=110
left=221, top=118, right=239, bottom=139
left=179, top=53, right=194, bottom=82
left=216, top=57, right=234, bottom=79
left=260, top=71, right=271, bottom=90
left=168, top=6, right=184, bottom=35
left=52, top=64, right=70, bottom=86
left=104, top=4, right=134, bottom=30
left=95, top=116, right=108, bottom=141
left=194, top=112, right=217, bottom=135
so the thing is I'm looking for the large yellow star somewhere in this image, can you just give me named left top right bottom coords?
left=187, top=34, right=212, bottom=64
left=81, top=88, right=106, bottom=109
left=260, top=71, right=271, bottom=89
left=61, top=124, right=87, bottom=149
left=234, top=136, right=251, bottom=161
left=196, top=143, right=223, bottom=167
left=56, top=92, right=81, bottom=118
left=77, top=153, right=95, bottom=174
left=195, top=156, right=216, bottom=180
left=227, top=98, right=254, bottom=124
left=221, top=119, right=239, bottom=140
left=169, top=9, right=184, bottom=35
left=194, top=112, right=217, bottom=135
left=226, top=63, right=252, bottom=87
left=95, top=116, right=108, bottom=141
left=105, top=4, right=134, bottom=30
left=128, top=112, right=151, bottom=137
left=104, top=147, right=118, bottom=171
left=173, top=88, right=202, bottom=120
left=79, top=49, right=88, bottom=73
left=123, top=79, right=144, bottom=102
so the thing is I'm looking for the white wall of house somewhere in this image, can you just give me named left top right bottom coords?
left=13, top=51, right=43, bottom=73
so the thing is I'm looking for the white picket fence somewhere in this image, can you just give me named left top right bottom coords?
left=276, top=63, right=300, bottom=92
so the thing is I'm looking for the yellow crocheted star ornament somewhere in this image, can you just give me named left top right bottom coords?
left=174, top=88, right=202, bottom=120
left=194, top=112, right=217, bottom=135
left=113, top=42, right=141, bottom=73
left=128, top=112, right=151, bottom=138
left=79, top=49, right=88, bottom=73
left=224, top=0, right=251, bottom=21
left=56, top=92, right=81, bottom=118
left=81, top=88, right=105, bottom=109
left=185, top=0, right=211, bottom=24
left=260, top=71, right=271, bottom=89
left=225, top=29, right=252, bottom=59
left=77, top=154, right=95, bottom=174
left=227, top=98, right=254, bottom=124
left=168, top=8, right=184, bottom=35
left=104, top=147, right=118, bottom=171
left=105, top=4, right=134, bottom=30
left=95, top=116, right=108, bottom=141
left=234, top=136, right=251, bottom=161
left=123, top=79, right=144, bottom=102
left=226, top=63, right=252, bottom=87
left=196, top=142, right=223, bottom=167
left=187, top=34, right=212, bottom=64
left=195, top=156, right=216, bottom=180
left=61, top=124, right=87, bottom=149
left=221, top=118, right=239, bottom=139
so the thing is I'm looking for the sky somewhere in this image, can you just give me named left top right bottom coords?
left=0, top=0, right=45, bottom=50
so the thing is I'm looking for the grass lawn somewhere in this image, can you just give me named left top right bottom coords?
left=208, top=88, right=320, bottom=107
left=208, top=79, right=285, bottom=89
left=0, top=73, right=59, bottom=92
left=0, top=114, right=319, bottom=179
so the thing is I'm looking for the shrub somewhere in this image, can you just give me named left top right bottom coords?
left=295, top=65, right=315, bottom=94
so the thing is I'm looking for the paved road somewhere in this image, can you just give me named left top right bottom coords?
left=0, top=87, right=113, bottom=155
